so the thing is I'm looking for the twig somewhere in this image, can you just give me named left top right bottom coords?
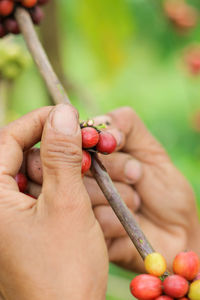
left=15, top=7, right=155, bottom=259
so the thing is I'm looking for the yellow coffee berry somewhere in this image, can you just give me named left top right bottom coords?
left=188, top=280, right=200, bottom=300
left=144, top=252, right=167, bottom=277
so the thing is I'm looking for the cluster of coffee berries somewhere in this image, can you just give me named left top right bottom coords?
left=130, top=251, right=200, bottom=300
left=81, top=120, right=117, bottom=173
left=164, top=0, right=198, bottom=33
left=0, top=0, right=50, bottom=38
left=15, top=121, right=117, bottom=196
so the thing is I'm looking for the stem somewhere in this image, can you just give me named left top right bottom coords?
left=15, top=7, right=155, bottom=259
left=15, top=8, right=70, bottom=105
left=91, top=154, right=154, bottom=259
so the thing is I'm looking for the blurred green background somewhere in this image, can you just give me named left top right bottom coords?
left=1, top=0, right=200, bottom=299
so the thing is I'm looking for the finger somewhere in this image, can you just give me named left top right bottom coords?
left=94, top=206, right=138, bottom=239
left=108, top=235, right=144, bottom=272
left=83, top=176, right=141, bottom=211
left=108, top=107, right=169, bottom=163
left=26, top=148, right=43, bottom=185
left=0, top=106, right=53, bottom=190
left=93, top=115, right=125, bottom=151
left=88, top=152, right=142, bottom=185
left=94, top=108, right=169, bottom=163
left=39, top=104, right=92, bottom=213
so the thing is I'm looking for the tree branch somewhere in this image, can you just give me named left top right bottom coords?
left=15, top=7, right=155, bottom=259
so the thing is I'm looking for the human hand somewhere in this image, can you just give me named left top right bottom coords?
left=0, top=104, right=108, bottom=300
left=26, top=106, right=200, bottom=273
left=90, top=107, right=200, bottom=272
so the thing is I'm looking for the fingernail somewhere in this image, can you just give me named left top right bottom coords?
left=107, top=128, right=123, bottom=147
left=50, top=104, right=79, bottom=135
left=124, top=159, right=142, bottom=184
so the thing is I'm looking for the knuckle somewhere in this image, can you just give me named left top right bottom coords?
left=42, top=134, right=82, bottom=170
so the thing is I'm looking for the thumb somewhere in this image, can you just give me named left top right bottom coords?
left=40, top=104, right=87, bottom=210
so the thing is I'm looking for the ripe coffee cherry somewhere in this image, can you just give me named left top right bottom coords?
left=21, top=0, right=37, bottom=8
left=130, top=274, right=162, bottom=300
left=154, top=296, right=173, bottom=300
left=163, top=275, right=189, bottom=298
left=81, top=127, right=99, bottom=149
left=31, top=6, right=44, bottom=24
left=144, top=252, right=167, bottom=277
left=188, top=280, right=200, bottom=300
left=178, top=298, right=189, bottom=300
left=0, top=0, right=14, bottom=17
left=81, top=150, right=91, bottom=174
left=96, top=131, right=117, bottom=154
left=15, top=173, right=28, bottom=193
left=4, top=18, right=20, bottom=34
left=173, top=251, right=199, bottom=281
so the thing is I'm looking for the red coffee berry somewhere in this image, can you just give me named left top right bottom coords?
left=130, top=274, right=162, bottom=300
left=154, top=296, right=173, bottom=300
left=0, top=0, right=14, bottom=17
left=81, top=127, right=99, bottom=149
left=21, top=0, right=37, bottom=8
left=81, top=150, right=91, bottom=174
left=4, top=18, right=20, bottom=34
left=96, top=131, right=117, bottom=154
left=173, top=251, right=199, bottom=281
left=15, top=173, right=28, bottom=193
left=178, top=298, right=189, bottom=300
left=163, top=275, right=189, bottom=298
left=31, top=6, right=44, bottom=24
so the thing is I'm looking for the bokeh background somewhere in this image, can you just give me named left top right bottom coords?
left=1, top=0, right=200, bottom=299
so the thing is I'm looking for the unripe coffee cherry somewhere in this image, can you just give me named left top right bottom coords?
left=163, top=275, right=189, bottom=298
left=0, top=0, right=14, bottom=16
left=173, top=251, right=199, bottom=281
left=81, top=127, right=99, bottom=149
left=130, top=274, right=162, bottom=300
left=144, top=252, right=167, bottom=277
left=188, top=280, right=200, bottom=300
left=96, top=131, right=117, bottom=154
left=15, top=173, right=28, bottom=193
left=81, top=150, right=91, bottom=174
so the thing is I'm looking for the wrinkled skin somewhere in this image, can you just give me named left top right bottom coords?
left=26, top=106, right=200, bottom=273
